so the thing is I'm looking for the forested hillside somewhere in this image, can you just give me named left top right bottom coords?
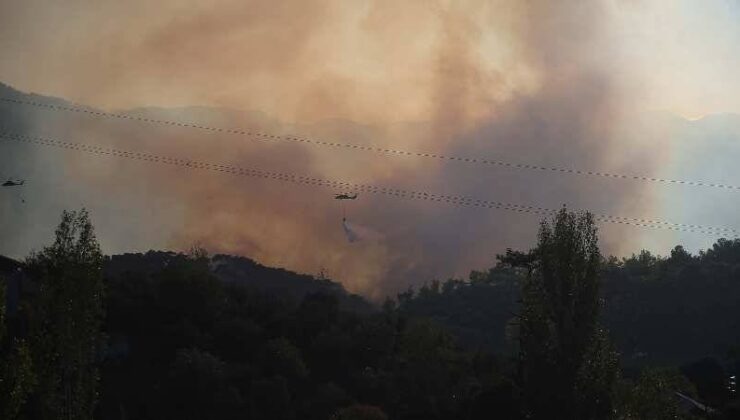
left=105, top=251, right=374, bottom=313
left=2, top=209, right=739, bottom=418
left=99, top=251, right=509, bottom=420
left=400, top=241, right=740, bottom=368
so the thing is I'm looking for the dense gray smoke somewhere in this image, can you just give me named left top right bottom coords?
left=2, top=1, right=739, bottom=299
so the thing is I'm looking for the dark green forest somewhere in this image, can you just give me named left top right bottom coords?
left=1, top=209, right=739, bottom=419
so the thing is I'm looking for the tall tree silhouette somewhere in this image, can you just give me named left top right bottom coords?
left=507, top=208, right=618, bottom=419
left=25, top=210, right=104, bottom=420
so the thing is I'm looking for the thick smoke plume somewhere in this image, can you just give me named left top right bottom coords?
left=4, top=0, right=736, bottom=299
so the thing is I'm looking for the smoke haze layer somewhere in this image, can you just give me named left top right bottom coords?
left=1, top=1, right=740, bottom=299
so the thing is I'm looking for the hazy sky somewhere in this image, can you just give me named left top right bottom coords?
left=1, top=0, right=739, bottom=120
left=1, top=0, right=739, bottom=298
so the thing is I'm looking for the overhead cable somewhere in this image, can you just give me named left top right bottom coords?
left=0, top=130, right=735, bottom=237
left=2, top=97, right=739, bottom=191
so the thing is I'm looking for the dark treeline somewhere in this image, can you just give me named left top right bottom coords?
left=1, top=209, right=739, bottom=419
left=401, top=242, right=740, bottom=366
left=401, top=241, right=740, bottom=412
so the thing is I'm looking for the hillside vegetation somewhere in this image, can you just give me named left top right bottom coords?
left=1, top=209, right=739, bottom=419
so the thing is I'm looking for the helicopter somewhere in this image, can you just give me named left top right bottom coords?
left=334, top=193, right=359, bottom=230
left=2, top=179, right=24, bottom=187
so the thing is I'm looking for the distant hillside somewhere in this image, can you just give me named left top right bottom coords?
left=3, top=250, right=375, bottom=319
left=105, top=251, right=375, bottom=313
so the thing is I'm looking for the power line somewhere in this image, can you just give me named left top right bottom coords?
left=2, top=96, right=739, bottom=192
left=0, top=130, right=735, bottom=236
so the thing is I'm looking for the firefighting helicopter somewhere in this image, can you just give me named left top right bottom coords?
left=2, top=179, right=24, bottom=187
left=335, top=191, right=359, bottom=217
left=335, top=192, right=359, bottom=242
left=2, top=178, right=26, bottom=203
left=334, top=193, right=357, bottom=200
